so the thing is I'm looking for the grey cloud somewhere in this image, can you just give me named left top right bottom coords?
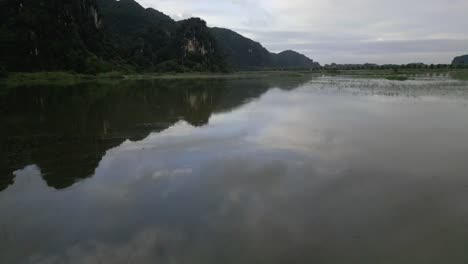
left=137, top=0, right=468, bottom=64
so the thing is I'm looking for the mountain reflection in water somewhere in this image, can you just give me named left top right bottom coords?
left=1, top=75, right=468, bottom=263
left=0, top=77, right=305, bottom=190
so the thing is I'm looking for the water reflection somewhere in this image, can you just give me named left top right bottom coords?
left=1, top=76, right=468, bottom=263
left=0, top=77, right=307, bottom=190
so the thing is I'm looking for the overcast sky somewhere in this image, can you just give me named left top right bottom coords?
left=135, top=0, right=468, bottom=64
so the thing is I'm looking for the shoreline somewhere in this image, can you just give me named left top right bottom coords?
left=1, top=69, right=467, bottom=87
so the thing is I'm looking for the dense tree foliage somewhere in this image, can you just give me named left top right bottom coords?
left=210, top=28, right=320, bottom=70
left=0, top=0, right=105, bottom=72
left=322, top=62, right=467, bottom=71
left=0, top=0, right=318, bottom=73
left=271, top=50, right=321, bottom=70
left=210, top=28, right=271, bottom=70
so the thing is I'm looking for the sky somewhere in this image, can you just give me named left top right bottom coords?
left=135, top=0, right=468, bottom=64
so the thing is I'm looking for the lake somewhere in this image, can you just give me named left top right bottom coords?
left=1, top=74, right=468, bottom=263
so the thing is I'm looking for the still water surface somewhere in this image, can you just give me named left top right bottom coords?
left=1, top=75, right=468, bottom=263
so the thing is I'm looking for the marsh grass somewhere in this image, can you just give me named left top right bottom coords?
left=0, top=71, right=129, bottom=88
left=385, top=75, right=410, bottom=81
left=2, top=69, right=468, bottom=89
left=1, top=72, right=92, bottom=86
left=450, top=71, right=468, bottom=81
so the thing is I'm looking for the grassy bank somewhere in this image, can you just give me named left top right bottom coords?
left=0, top=71, right=126, bottom=87
left=1, top=69, right=468, bottom=88
left=0, top=71, right=314, bottom=87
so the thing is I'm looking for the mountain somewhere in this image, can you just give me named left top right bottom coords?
left=0, top=0, right=104, bottom=72
left=272, top=50, right=320, bottom=69
left=97, top=0, right=226, bottom=72
left=210, top=28, right=320, bottom=70
left=0, top=0, right=318, bottom=73
left=0, top=0, right=226, bottom=73
left=452, top=55, right=468, bottom=66
left=209, top=27, right=271, bottom=70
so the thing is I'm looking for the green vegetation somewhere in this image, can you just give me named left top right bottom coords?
left=0, top=71, right=137, bottom=87
left=450, top=70, right=468, bottom=81
left=0, top=70, right=318, bottom=88
left=98, top=0, right=227, bottom=72
left=210, top=28, right=320, bottom=70
left=0, top=72, right=94, bottom=87
left=0, top=0, right=227, bottom=73
left=0, top=0, right=104, bottom=72
left=0, top=0, right=320, bottom=75
left=4, top=69, right=468, bottom=89
left=1, top=0, right=466, bottom=76
left=385, top=75, right=409, bottom=81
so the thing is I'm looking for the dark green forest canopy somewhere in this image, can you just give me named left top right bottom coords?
left=0, top=0, right=319, bottom=73
left=210, top=28, right=320, bottom=70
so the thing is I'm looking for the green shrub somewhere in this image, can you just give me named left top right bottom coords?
left=97, top=71, right=125, bottom=79
left=84, top=56, right=112, bottom=75
left=154, top=60, right=187, bottom=73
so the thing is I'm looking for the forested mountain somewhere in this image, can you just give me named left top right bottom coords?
left=210, top=28, right=320, bottom=70
left=0, top=0, right=318, bottom=73
left=97, top=0, right=226, bottom=72
left=272, top=50, right=320, bottom=69
left=210, top=27, right=271, bottom=70
left=0, top=0, right=105, bottom=72
left=452, top=55, right=468, bottom=66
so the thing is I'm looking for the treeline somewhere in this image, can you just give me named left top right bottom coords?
left=322, top=63, right=468, bottom=71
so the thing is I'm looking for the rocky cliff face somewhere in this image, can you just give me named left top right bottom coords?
left=172, top=18, right=225, bottom=71
left=95, top=0, right=227, bottom=72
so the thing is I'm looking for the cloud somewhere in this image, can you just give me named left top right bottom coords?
left=134, top=0, right=468, bottom=64
left=4, top=79, right=468, bottom=262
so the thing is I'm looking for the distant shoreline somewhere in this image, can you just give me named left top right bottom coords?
left=1, top=69, right=467, bottom=88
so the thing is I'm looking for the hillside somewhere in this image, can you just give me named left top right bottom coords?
left=0, top=0, right=319, bottom=73
left=210, top=28, right=319, bottom=70
left=452, top=55, right=468, bottom=66
left=272, top=50, right=320, bottom=69
left=0, top=0, right=104, bottom=72
left=0, top=0, right=226, bottom=73
left=97, top=0, right=226, bottom=72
